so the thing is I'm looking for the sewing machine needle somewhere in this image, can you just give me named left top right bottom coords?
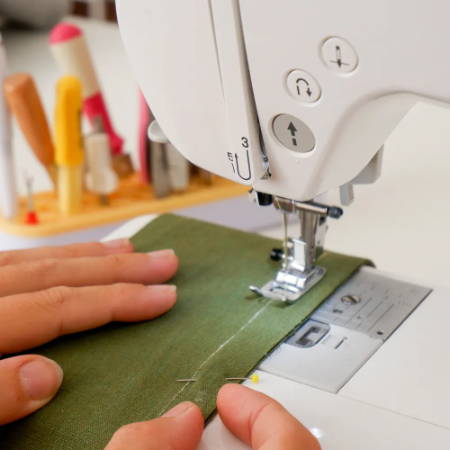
left=282, top=211, right=288, bottom=269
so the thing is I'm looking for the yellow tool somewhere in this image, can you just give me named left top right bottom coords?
left=54, top=76, right=84, bottom=215
left=3, top=73, right=57, bottom=186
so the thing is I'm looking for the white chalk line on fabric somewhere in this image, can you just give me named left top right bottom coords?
left=158, top=300, right=273, bottom=415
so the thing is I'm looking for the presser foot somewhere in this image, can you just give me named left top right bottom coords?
left=248, top=197, right=342, bottom=304
left=249, top=266, right=326, bottom=304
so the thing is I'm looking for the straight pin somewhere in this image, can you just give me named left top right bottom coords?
left=226, top=374, right=260, bottom=384
left=176, top=374, right=261, bottom=384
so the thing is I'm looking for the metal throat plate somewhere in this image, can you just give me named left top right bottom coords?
left=259, top=268, right=432, bottom=393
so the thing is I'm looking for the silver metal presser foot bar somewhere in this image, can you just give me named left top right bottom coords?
left=250, top=198, right=343, bottom=304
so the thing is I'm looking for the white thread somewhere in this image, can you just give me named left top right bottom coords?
left=159, top=301, right=273, bottom=415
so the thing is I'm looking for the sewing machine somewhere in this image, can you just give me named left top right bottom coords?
left=116, top=1, right=450, bottom=448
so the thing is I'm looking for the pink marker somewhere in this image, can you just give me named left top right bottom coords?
left=138, top=91, right=153, bottom=184
left=49, top=22, right=124, bottom=155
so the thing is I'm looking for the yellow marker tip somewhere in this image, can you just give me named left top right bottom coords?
left=250, top=374, right=260, bottom=384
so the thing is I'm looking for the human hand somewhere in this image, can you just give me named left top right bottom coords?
left=105, top=384, right=321, bottom=450
left=0, top=239, right=178, bottom=425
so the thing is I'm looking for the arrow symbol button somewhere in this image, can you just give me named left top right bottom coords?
left=287, top=70, right=321, bottom=103
left=288, top=121, right=299, bottom=146
left=273, top=114, right=316, bottom=153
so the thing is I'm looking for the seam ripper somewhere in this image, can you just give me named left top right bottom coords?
left=55, top=76, right=84, bottom=215
left=4, top=73, right=57, bottom=186
left=0, top=34, right=17, bottom=220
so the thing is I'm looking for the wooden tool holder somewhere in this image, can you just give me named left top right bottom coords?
left=0, top=174, right=247, bottom=237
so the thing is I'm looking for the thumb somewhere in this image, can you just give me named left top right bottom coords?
left=0, top=355, right=63, bottom=425
left=217, top=384, right=321, bottom=450
left=105, top=402, right=204, bottom=450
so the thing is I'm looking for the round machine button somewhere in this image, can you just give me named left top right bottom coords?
left=321, top=37, right=358, bottom=74
left=286, top=70, right=321, bottom=103
left=272, top=114, right=316, bottom=153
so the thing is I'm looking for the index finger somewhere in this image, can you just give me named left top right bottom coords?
left=0, top=239, right=134, bottom=266
left=217, top=384, right=321, bottom=450
left=0, top=283, right=177, bottom=354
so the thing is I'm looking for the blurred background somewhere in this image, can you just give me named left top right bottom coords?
left=0, top=1, right=278, bottom=249
left=0, top=1, right=117, bottom=28
left=1, top=0, right=130, bottom=196
left=72, top=1, right=117, bottom=22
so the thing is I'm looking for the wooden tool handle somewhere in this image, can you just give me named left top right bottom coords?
left=4, top=73, right=55, bottom=167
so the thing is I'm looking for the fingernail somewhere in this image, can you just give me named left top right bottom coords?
left=163, top=402, right=196, bottom=418
left=20, top=359, right=63, bottom=401
left=148, top=249, right=175, bottom=261
left=103, top=238, right=131, bottom=249
left=144, top=285, right=177, bottom=308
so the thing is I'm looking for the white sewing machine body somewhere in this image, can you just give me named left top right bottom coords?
left=116, top=0, right=450, bottom=448
left=119, top=0, right=450, bottom=201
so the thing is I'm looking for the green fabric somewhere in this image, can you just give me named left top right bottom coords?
left=0, top=214, right=369, bottom=450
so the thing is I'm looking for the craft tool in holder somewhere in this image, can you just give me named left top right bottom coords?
left=4, top=73, right=57, bottom=186
left=50, top=21, right=123, bottom=155
left=54, top=76, right=84, bottom=215
left=0, top=22, right=247, bottom=241
left=137, top=91, right=151, bottom=184
left=24, top=174, right=39, bottom=225
left=85, top=131, right=118, bottom=205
